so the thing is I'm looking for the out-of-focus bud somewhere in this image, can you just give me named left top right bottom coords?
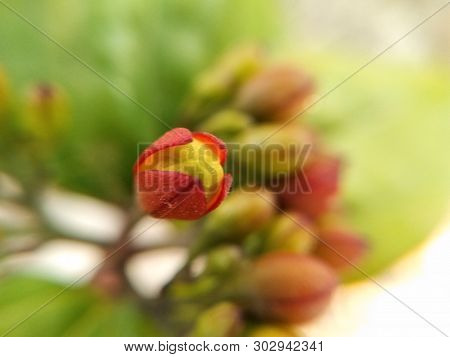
left=198, top=109, right=252, bottom=141
left=279, top=153, right=340, bottom=219
left=182, top=46, right=264, bottom=125
left=243, top=252, right=338, bottom=323
left=234, top=65, right=314, bottom=122
left=201, top=188, right=275, bottom=242
left=191, top=302, right=243, bottom=337
left=264, top=214, right=316, bottom=254
left=134, top=128, right=232, bottom=220
left=315, top=228, right=368, bottom=271
left=204, top=245, right=242, bottom=275
left=0, top=67, right=9, bottom=116
left=235, top=123, right=313, bottom=181
left=23, top=83, right=68, bottom=143
left=248, top=324, right=300, bottom=337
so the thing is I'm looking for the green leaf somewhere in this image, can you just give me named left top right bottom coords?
left=0, top=275, right=165, bottom=336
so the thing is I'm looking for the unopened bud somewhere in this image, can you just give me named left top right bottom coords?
left=199, top=109, right=252, bottom=140
left=191, top=302, right=243, bottom=337
left=235, top=65, right=314, bottom=122
left=279, top=153, right=340, bottom=219
left=235, top=123, right=313, bottom=180
left=134, top=128, right=232, bottom=220
left=204, top=245, right=242, bottom=275
left=183, top=47, right=264, bottom=125
left=24, top=83, right=68, bottom=143
left=315, top=228, right=368, bottom=271
left=202, top=188, right=275, bottom=242
left=243, top=252, right=337, bottom=323
left=264, top=214, right=316, bottom=254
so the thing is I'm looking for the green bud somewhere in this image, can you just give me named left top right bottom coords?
left=204, top=245, right=242, bottom=275
left=23, top=83, right=68, bottom=144
left=182, top=46, right=264, bottom=125
left=198, top=109, right=252, bottom=140
left=235, top=123, right=312, bottom=180
left=191, top=302, right=243, bottom=337
left=264, top=214, right=316, bottom=254
left=191, top=189, right=275, bottom=257
left=203, top=188, right=275, bottom=241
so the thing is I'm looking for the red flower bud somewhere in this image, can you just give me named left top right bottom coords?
left=279, top=154, right=341, bottom=219
left=245, top=252, right=338, bottom=323
left=134, top=128, right=232, bottom=220
left=315, top=229, right=368, bottom=271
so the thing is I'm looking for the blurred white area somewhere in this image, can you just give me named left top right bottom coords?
left=300, top=214, right=450, bottom=336
left=40, top=188, right=126, bottom=244
left=1, top=240, right=104, bottom=284
left=126, top=248, right=188, bottom=298
left=0, top=201, right=35, bottom=230
left=129, top=216, right=177, bottom=249
left=282, top=0, right=449, bottom=61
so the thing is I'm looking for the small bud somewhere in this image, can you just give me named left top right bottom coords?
left=264, top=214, right=316, bottom=254
left=279, top=153, right=340, bottom=219
left=201, top=188, right=275, bottom=242
left=0, top=67, right=9, bottom=116
left=191, top=302, right=243, bottom=337
left=182, top=47, right=264, bottom=125
left=248, top=324, right=300, bottom=337
left=315, top=228, right=368, bottom=271
left=235, top=65, right=314, bottom=122
left=235, top=123, right=313, bottom=180
left=204, top=245, right=242, bottom=275
left=24, top=83, right=68, bottom=143
left=243, top=252, right=337, bottom=323
left=134, top=128, right=232, bottom=220
left=198, top=109, right=252, bottom=140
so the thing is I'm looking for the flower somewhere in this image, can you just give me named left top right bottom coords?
left=134, top=127, right=232, bottom=220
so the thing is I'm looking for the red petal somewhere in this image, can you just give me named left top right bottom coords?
left=134, top=128, right=193, bottom=174
left=136, top=170, right=208, bottom=220
left=206, top=173, right=232, bottom=213
left=193, top=131, right=227, bottom=165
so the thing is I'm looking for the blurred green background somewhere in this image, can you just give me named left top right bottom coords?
left=0, top=0, right=449, bottom=335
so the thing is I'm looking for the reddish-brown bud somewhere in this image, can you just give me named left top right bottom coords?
left=244, top=252, right=338, bottom=323
left=134, top=128, right=232, bottom=220
left=315, top=229, right=368, bottom=271
left=279, top=153, right=341, bottom=219
left=235, top=65, right=314, bottom=122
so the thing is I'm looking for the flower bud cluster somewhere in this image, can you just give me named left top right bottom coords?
left=167, top=48, right=369, bottom=336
